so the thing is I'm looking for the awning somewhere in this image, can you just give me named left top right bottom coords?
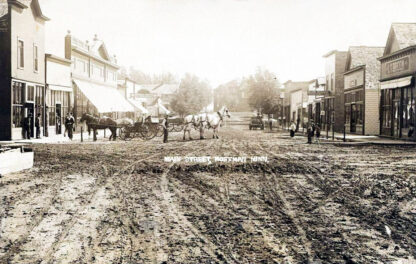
left=380, top=76, right=413, bottom=90
left=48, top=84, right=73, bottom=92
left=127, top=99, right=149, bottom=114
left=73, top=79, right=134, bottom=113
left=158, top=101, right=171, bottom=115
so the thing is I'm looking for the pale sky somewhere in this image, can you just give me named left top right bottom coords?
left=39, top=0, right=416, bottom=87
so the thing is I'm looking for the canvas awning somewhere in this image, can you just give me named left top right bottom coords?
left=48, top=84, right=73, bottom=92
left=157, top=101, right=171, bottom=115
left=73, top=79, right=134, bottom=113
left=380, top=76, right=413, bottom=90
left=127, top=99, right=149, bottom=114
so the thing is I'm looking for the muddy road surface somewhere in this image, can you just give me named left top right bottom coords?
left=1, top=119, right=416, bottom=263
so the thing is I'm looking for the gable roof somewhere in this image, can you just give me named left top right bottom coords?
left=0, top=0, right=49, bottom=21
left=152, top=84, right=179, bottom=95
left=346, top=46, right=384, bottom=71
left=384, top=23, right=416, bottom=56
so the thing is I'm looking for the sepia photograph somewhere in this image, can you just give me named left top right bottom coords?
left=0, top=0, right=416, bottom=263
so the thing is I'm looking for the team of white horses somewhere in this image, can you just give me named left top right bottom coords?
left=183, top=106, right=231, bottom=140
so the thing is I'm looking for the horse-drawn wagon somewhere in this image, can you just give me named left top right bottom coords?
left=119, top=117, right=164, bottom=141
left=167, top=116, right=185, bottom=132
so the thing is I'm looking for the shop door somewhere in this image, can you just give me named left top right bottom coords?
left=56, top=104, right=62, bottom=134
left=24, top=103, right=35, bottom=138
left=393, top=100, right=400, bottom=138
left=350, top=104, right=356, bottom=133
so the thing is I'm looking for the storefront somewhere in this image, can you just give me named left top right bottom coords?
left=11, top=80, right=45, bottom=139
left=379, top=75, right=415, bottom=139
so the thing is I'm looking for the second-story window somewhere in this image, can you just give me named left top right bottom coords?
left=33, top=45, right=39, bottom=72
left=18, top=39, right=24, bottom=68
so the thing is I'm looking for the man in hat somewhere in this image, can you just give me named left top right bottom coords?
left=35, top=113, right=41, bottom=139
left=161, top=114, right=169, bottom=143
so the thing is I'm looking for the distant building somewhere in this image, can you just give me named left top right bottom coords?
left=117, top=77, right=148, bottom=118
left=378, top=23, right=416, bottom=140
left=344, top=46, right=384, bottom=135
left=282, top=80, right=309, bottom=129
left=64, top=31, right=133, bottom=124
left=0, top=0, right=49, bottom=140
left=307, top=77, right=326, bottom=128
left=322, top=50, right=348, bottom=133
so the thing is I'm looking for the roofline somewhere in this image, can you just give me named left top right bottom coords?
left=8, top=0, right=28, bottom=9
left=323, top=49, right=347, bottom=58
left=344, top=65, right=365, bottom=75
left=72, top=46, right=120, bottom=69
left=378, top=45, right=416, bottom=61
left=348, top=45, right=385, bottom=49
left=45, top=54, right=72, bottom=65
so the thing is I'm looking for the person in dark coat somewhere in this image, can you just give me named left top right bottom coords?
left=307, top=124, right=313, bottom=144
left=23, top=114, right=32, bottom=139
left=35, top=113, right=41, bottom=139
left=162, top=114, right=169, bottom=143
left=289, top=122, right=296, bottom=137
left=315, top=125, right=321, bottom=143
left=65, top=113, right=75, bottom=140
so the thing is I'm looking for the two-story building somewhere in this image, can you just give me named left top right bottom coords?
left=64, top=31, right=133, bottom=125
left=322, top=50, right=348, bottom=133
left=0, top=0, right=49, bottom=140
left=343, top=46, right=384, bottom=135
left=378, top=23, right=416, bottom=140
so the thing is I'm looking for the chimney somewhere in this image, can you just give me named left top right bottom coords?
left=65, top=30, right=72, bottom=60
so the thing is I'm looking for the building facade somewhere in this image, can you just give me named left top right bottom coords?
left=65, top=31, right=133, bottom=124
left=0, top=0, right=49, bottom=140
left=283, top=80, right=309, bottom=129
left=343, top=46, right=384, bottom=135
left=322, top=50, right=348, bottom=133
left=379, top=23, right=416, bottom=140
left=45, top=54, right=72, bottom=137
left=307, top=77, right=326, bottom=128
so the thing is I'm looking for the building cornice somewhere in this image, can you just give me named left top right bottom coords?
left=378, top=45, right=416, bottom=61
left=72, top=46, right=120, bottom=69
left=344, top=65, right=365, bottom=75
left=46, top=54, right=71, bottom=65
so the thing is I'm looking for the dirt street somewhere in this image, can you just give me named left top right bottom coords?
left=1, top=116, right=416, bottom=263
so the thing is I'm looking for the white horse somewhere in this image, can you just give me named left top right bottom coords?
left=183, top=114, right=201, bottom=140
left=199, top=106, right=231, bottom=139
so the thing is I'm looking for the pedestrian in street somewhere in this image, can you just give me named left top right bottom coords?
left=35, top=113, right=41, bottom=139
left=307, top=124, right=313, bottom=144
left=289, top=121, right=296, bottom=137
left=315, top=125, right=321, bottom=143
left=65, top=112, right=75, bottom=140
left=162, top=114, right=169, bottom=143
left=269, top=117, right=273, bottom=131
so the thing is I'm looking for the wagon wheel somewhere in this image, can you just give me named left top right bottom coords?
left=140, top=124, right=156, bottom=140
left=156, top=124, right=164, bottom=137
left=120, top=126, right=132, bottom=141
left=168, top=123, right=175, bottom=132
left=173, top=124, right=184, bottom=132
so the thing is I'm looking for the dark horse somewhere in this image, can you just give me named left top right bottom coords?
left=80, top=113, right=118, bottom=141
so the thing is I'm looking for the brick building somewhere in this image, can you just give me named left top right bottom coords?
left=322, top=50, right=348, bottom=133
left=343, top=46, right=384, bottom=135
left=378, top=23, right=416, bottom=140
left=0, top=0, right=49, bottom=140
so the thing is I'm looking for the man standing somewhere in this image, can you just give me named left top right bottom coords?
left=35, top=113, right=41, bottom=139
left=162, top=114, right=169, bottom=143
left=65, top=113, right=75, bottom=140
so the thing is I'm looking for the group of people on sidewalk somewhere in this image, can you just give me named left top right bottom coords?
left=288, top=121, right=321, bottom=144
left=21, top=112, right=75, bottom=140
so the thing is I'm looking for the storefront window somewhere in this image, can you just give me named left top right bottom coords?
left=381, top=89, right=392, bottom=130
left=357, top=104, right=364, bottom=125
left=345, top=105, right=351, bottom=124
left=12, top=82, right=25, bottom=128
